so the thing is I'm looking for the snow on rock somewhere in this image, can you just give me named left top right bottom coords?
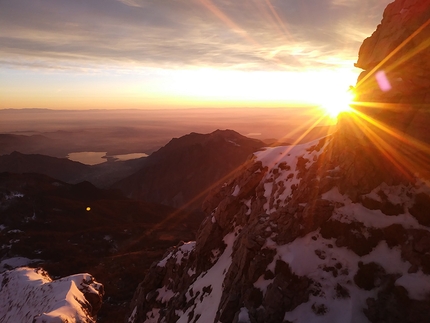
left=127, top=123, right=430, bottom=323
left=177, top=231, right=236, bottom=323
left=157, top=241, right=196, bottom=267
left=0, top=267, right=104, bottom=323
left=254, top=138, right=328, bottom=214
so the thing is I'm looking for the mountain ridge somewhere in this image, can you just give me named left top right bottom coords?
left=113, top=129, right=267, bottom=211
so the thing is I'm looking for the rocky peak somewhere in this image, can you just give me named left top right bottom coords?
left=356, top=0, right=430, bottom=74
left=113, top=129, right=266, bottom=211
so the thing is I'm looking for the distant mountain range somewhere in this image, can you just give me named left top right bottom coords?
left=0, top=151, right=146, bottom=188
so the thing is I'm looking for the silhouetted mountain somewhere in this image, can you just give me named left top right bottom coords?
left=0, top=151, right=147, bottom=188
left=0, top=151, right=90, bottom=181
left=0, top=134, right=57, bottom=156
left=113, top=129, right=266, bottom=211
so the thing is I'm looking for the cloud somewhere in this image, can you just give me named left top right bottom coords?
left=116, top=0, right=145, bottom=8
left=0, top=0, right=392, bottom=72
left=330, top=0, right=356, bottom=7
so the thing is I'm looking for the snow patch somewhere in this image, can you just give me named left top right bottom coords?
left=145, top=308, right=160, bottom=323
left=238, top=307, right=251, bottom=322
left=267, top=229, right=430, bottom=322
left=157, top=241, right=196, bottom=267
left=128, top=306, right=137, bottom=323
left=253, top=274, right=274, bottom=294
left=323, top=186, right=428, bottom=231
left=178, top=230, right=237, bottom=323
left=232, top=184, right=241, bottom=196
left=156, top=285, right=176, bottom=303
left=227, top=139, right=240, bottom=147
left=255, top=138, right=328, bottom=213
left=0, top=267, right=103, bottom=323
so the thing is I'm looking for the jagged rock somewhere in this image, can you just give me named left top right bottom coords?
left=126, top=126, right=430, bottom=323
left=364, top=278, right=430, bottom=323
left=409, top=192, right=430, bottom=226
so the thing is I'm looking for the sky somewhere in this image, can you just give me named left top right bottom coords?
left=0, top=0, right=392, bottom=110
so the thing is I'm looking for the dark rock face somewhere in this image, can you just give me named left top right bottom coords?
left=353, top=0, right=430, bottom=179
left=127, top=1, right=430, bottom=322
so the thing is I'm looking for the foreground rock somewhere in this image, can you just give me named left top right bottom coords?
left=127, top=132, right=430, bottom=323
left=0, top=267, right=104, bottom=323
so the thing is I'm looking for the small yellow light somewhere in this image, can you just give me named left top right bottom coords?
left=86, top=207, right=91, bottom=211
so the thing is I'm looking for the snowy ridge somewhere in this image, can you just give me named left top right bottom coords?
left=0, top=267, right=104, bottom=323
left=129, top=135, right=430, bottom=323
left=254, top=137, right=328, bottom=214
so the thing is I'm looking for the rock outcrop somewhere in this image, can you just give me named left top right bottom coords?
left=127, top=131, right=430, bottom=323
left=353, top=0, right=430, bottom=178
left=127, top=0, right=430, bottom=322
left=0, top=267, right=104, bottom=323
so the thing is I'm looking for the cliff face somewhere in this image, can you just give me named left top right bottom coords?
left=127, top=1, right=430, bottom=322
left=353, top=0, right=430, bottom=175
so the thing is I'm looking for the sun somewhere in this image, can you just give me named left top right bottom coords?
left=319, top=87, right=356, bottom=119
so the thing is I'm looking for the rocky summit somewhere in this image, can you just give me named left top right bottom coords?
left=126, top=0, right=430, bottom=322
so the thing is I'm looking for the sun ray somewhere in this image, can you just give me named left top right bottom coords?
left=115, top=110, right=332, bottom=253
left=342, top=106, right=430, bottom=180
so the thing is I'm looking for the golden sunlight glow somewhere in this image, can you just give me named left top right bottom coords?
left=318, top=87, right=356, bottom=119
left=164, top=67, right=358, bottom=109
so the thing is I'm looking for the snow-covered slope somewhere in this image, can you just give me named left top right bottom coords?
left=127, top=130, right=430, bottom=322
left=0, top=267, right=104, bottom=323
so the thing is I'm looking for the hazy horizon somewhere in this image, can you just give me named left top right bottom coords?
left=0, top=107, right=337, bottom=159
left=1, top=0, right=391, bottom=111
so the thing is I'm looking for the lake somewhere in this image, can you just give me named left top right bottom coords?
left=67, top=152, right=148, bottom=165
